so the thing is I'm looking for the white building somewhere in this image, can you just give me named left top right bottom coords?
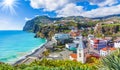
left=114, top=41, right=120, bottom=48
left=77, top=36, right=87, bottom=63
left=90, top=39, right=107, bottom=50
left=65, top=43, right=77, bottom=49
left=52, top=33, right=71, bottom=42
left=100, top=47, right=116, bottom=56
left=88, top=34, right=94, bottom=40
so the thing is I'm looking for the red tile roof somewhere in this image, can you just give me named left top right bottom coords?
left=101, top=47, right=116, bottom=51
left=110, top=47, right=116, bottom=51
left=70, top=31, right=80, bottom=37
left=70, top=54, right=77, bottom=59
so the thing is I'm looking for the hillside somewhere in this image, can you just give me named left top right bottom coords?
left=23, top=16, right=88, bottom=32
left=23, top=15, right=120, bottom=38
left=23, top=16, right=61, bottom=32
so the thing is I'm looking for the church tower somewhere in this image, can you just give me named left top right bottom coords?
left=77, top=36, right=86, bottom=63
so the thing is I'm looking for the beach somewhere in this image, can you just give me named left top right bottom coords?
left=13, top=40, right=55, bottom=65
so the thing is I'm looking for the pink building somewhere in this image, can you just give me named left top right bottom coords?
left=90, top=39, right=108, bottom=50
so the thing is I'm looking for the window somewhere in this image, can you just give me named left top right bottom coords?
left=79, top=53, right=81, bottom=57
left=79, top=49, right=81, bottom=51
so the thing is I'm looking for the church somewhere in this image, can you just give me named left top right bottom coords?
left=69, top=36, right=88, bottom=63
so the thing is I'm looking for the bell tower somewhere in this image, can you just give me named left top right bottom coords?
left=77, top=36, right=86, bottom=63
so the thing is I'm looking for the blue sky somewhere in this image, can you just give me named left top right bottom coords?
left=0, top=0, right=120, bottom=30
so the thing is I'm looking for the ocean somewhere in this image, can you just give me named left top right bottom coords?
left=0, top=30, right=46, bottom=64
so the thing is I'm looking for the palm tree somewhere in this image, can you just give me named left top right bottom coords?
left=100, top=49, right=120, bottom=70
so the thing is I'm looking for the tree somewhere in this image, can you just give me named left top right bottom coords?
left=100, top=49, right=120, bottom=70
left=48, top=31, right=55, bottom=40
left=42, top=50, right=50, bottom=57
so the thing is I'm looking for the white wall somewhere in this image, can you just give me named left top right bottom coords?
left=69, top=56, right=74, bottom=60
left=100, top=50, right=108, bottom=56
left=65, top=43, right=76, bottom=49
left=114, top=42, right=120, bottom=48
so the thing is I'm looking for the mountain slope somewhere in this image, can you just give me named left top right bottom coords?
left=23, top=16, right=61, bottom=32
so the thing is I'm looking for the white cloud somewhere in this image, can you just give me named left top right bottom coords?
left=29, top=0, right=81, bottom=11
left=89, top=0, right=118, bottom=7
left=30, top=0, right=70, bottom=11
left=29, top=0, right=120, bottom=18
left=56, top=4, right=120, bottom=18
left=56, top=3, right=83, bottom=17
left=82, top=5, right=120, bottom=18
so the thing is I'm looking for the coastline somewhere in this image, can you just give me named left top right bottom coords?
left=13, top=40, right=48, bottom=65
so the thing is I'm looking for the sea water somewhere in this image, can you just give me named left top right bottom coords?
left=0, top=31, right=46, bottom=64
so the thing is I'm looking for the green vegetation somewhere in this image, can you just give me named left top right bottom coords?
left=42, top=49, right=50, bottom=57
left=100, top=49, right=120, bottom=70
left=35, top=21, right=78, bottom=39
left=102, top=24, right=120, bottom=36
left=102, top=24, right=120, bottom=27
left=53, top=45, right=65, bottom=52
left=0, top=60, right=97, bottom=70
left=0, top=62, right=14, bottom=70
left=15, top=59, right=98, bottom=70
left=78, top=21, right=97, bottom=28
left=1, top=49, right=120, bottom=70
left=94, top=23, right=120, bottom=37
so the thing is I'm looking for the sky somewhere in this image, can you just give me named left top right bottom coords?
left=0, top=0, right=120, bottom=30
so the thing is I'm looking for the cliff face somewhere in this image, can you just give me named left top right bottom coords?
left=23, top=20, right=35, bottom=32
left=23, top=16, right=61, bottom=32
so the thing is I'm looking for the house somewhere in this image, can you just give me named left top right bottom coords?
left=114, top=41, right=120, bottom=48
left=66, top=35, right=83, bottom=51
left=52, top=33, right=71, bottom=44
left=73, top=35, right=83, bottom=44
left=69, top=54, right=77, bottom=61
left=114, top=37, right=120, bottom=48
left=88, top=34, right=94, bottom=40
left=100, top=47, right=116, bottom=56
left=65, top=43, right=77, bottom=51
left=70, top=27, right=80, bottom=38
left=90, top=39, right=108, bottom=50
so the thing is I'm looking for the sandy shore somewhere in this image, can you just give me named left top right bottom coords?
left=13, top=41, right=50, bottom=65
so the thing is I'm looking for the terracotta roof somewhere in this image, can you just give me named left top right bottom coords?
left=70, top=54, right=77, bottom=59
left=110, top=47, right=116, bottom=51
left=70, top=31, right=80, bottom=37
left=86, top=54, right=100, bottom=59
left=101, top=47, right=108, bottom=51
left=101, top=47, right=116, bottom=51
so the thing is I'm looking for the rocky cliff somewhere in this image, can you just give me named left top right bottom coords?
left=23, top=16, right=61, bottom=32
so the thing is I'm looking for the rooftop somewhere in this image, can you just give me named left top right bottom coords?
left=70, top=31, right=80, bottom=37
left=101, top=47, right=116, bottom=51
left=70, top=54, right=77, bottom=59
